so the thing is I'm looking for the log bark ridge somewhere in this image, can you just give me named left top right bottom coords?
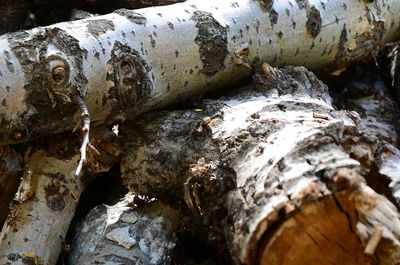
left=120, top=65, right=400, bottom=265
left=0, top=0, right=398, bottom=146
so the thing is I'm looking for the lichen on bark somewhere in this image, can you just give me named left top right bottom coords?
left=191, top=11, right=228, bottom=78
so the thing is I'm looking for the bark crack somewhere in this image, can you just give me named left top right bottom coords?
left=331, top=192, right=354, bottom=234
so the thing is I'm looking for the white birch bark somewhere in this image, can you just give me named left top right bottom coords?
left=0, top=0, right=398, bottom=145
left=0, top=150, right=82, bottom=265
left=67, top=193, right=179, bottom=265
left=0, top=127, right=121, bottom=265
left=120, top=64, right=400, bottom=265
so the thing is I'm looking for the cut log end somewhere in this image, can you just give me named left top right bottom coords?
left=257, top=195, right=369, bottom=265
left=256, top=185, right=400, bottom=265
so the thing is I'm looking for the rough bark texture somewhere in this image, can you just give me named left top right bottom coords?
left=0, top=0, right=399, bottom=146
left=68, top=193, right=179, bottom=265
left=334, top=74, right=400, bottom=146
left=331, top=62, right=400, bottom=205
left=120, top=65, right=400, bottom=265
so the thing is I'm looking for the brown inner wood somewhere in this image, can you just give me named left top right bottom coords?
left=257, top=194, right=374, bottom=265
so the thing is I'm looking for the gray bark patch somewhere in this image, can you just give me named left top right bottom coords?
left=192, top=11, right=228, bottom=77
left=7, top=27, right=88, bottom=142
left=114, top=9, right=147, bottom=25
left=103, top=254, right=138, bottom=265
left=306, top=6, right=322, bottom=38
left=269, top=9, right=278, bottom=26
left=253, top=0, right=274, bottom=12
left=106, top=41, right=152, bottom=113
left=86, top=19, right=115, bottom=38
left=44, top=174, right=70, bottom=211
left=337, top=24, right=348, bottom=58
left=10, top=27, right=88, bottom=110
left=295, top=0, right=308, bottom=9
left=253, top=0, right=278, bottom=26
left=5, top=58, right=14, bottom=73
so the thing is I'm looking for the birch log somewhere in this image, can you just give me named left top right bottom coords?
left=0, top=150, right=83, bottom=265
left=0, top=0, right=399, bottom=146
left=120, top=65, right=400, bottom=265
left=0, top=128, right=121, bottom=265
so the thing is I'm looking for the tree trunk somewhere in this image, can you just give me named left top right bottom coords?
left=120, top=65, right=400, bottom=264
left=0, top=0, right=399, bottom=146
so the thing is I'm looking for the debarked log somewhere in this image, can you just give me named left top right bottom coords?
left=120, top=65, right=400, bottom=265
left=0, top=0, right=399, bottom=146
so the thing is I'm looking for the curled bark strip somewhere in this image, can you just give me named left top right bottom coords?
left=75, top=95, right=90, bottom=177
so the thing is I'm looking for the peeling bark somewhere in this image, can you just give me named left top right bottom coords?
left=0, top=0, right=398, bottom=146
left=120, top=65, right=400, bottom=264
left=331, top=63, right=400, bottom=208
left=68, top=193, right=179, bottom=265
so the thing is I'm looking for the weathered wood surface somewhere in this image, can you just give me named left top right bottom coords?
left=68, top=193, right=179, bottom=265
left=120, top=65, right=400, bottom=264
left=0, top=0, right=398, bottom=146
